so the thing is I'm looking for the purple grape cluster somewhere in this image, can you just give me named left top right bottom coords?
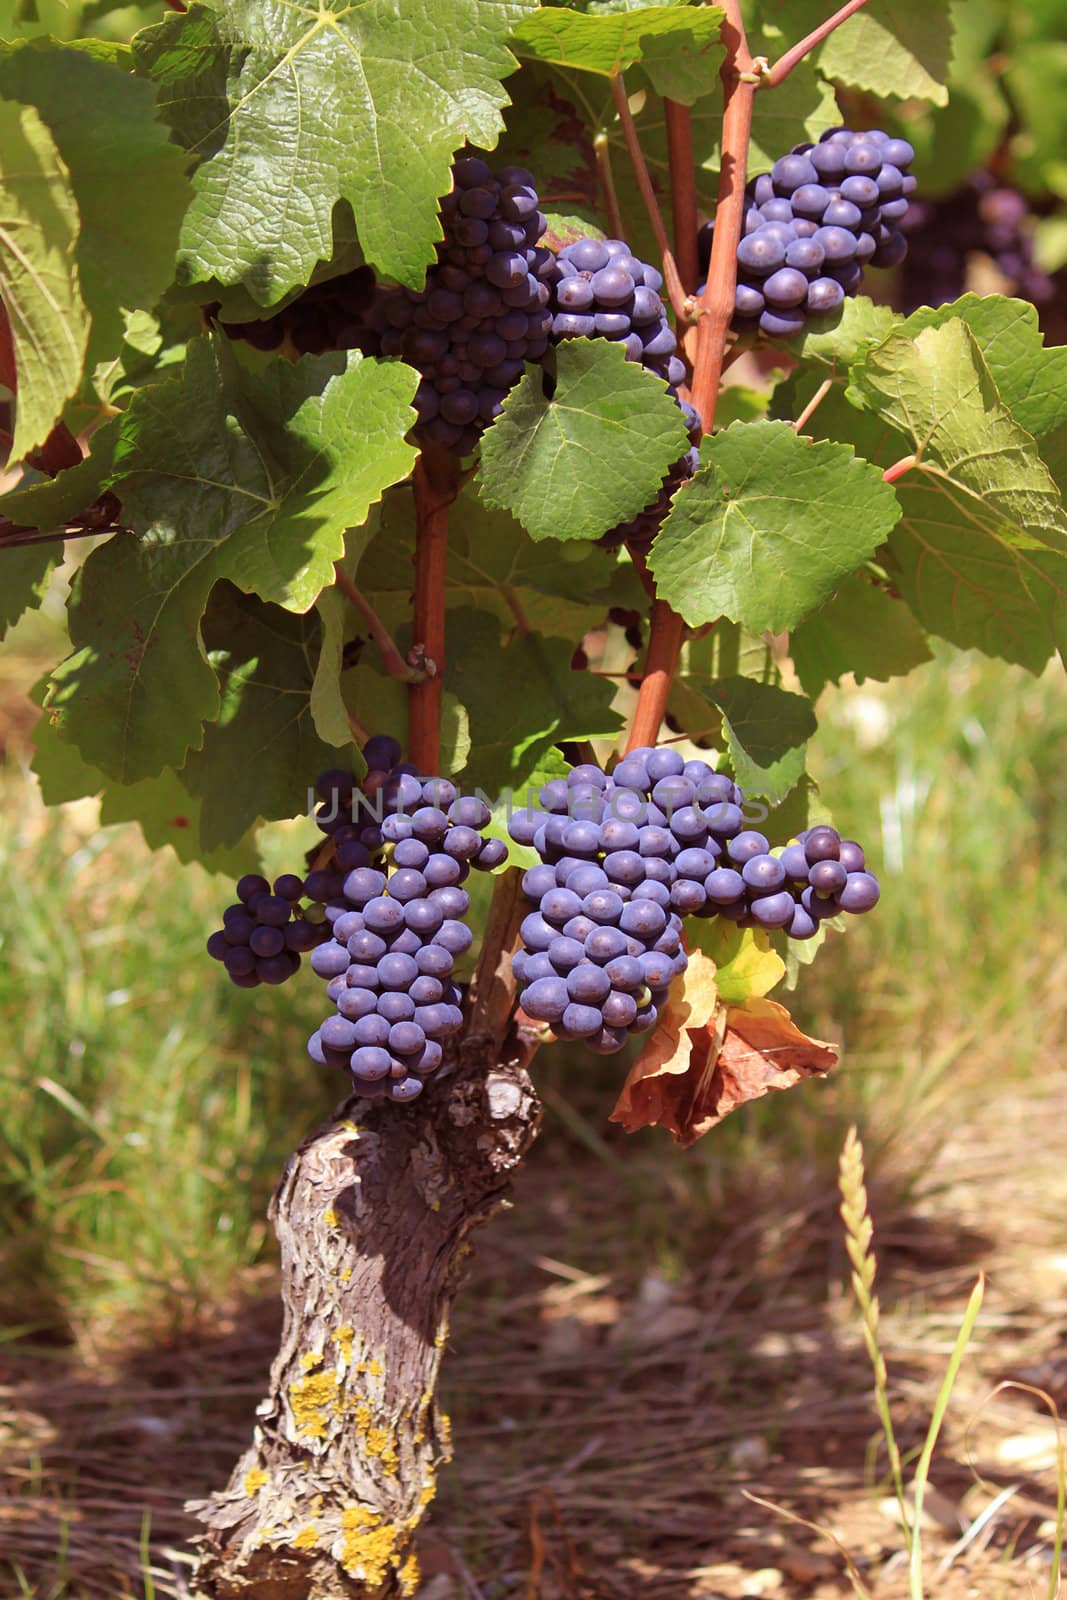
left=303, top=742, right=508, bottom=1103
left=507, top=753, right=882, bottom=1050
left=697, top=128, right=916, bottom=339
left=361, top=157, right=551, bottom=454
left=206, top=872, right=329, bottom=988
left=543, top=236, right=701, bottom=552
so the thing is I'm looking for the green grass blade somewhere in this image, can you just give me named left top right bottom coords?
left=908, top=1273, right=985, bottom=1600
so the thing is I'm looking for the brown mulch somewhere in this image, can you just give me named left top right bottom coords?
left=2, top=1072, right=1066, bottom=1600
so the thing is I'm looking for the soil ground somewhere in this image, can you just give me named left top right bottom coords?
left=3, top=1056, right=1065, bottom=1600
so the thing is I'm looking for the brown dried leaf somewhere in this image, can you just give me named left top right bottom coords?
left=610, top=975, right=838, bottom=1147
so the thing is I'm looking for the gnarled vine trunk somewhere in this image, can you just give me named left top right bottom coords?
left=190, top=875, right=536, bottom=1600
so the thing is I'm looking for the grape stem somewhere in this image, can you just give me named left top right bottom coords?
left=762, top=0, right=873, bottom=89
left=332, top=562, right=420, bottom=682
left=792, top=376, right=835, bottom=434
left=626, top=0, right=756, bottom=753
left=610, top=74, right=692, bottom=324
left=883, top=454, right=918, bottom=484
left=409, top=444, right=459, bottom=774
left=594, top=132, right=626, bottom=239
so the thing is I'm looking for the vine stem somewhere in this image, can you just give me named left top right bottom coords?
left=409, top=446, right=458, bottom=775
left=792, top=377, right=834, bottom=434
left=883, top=454, right=917, bottom=484
left=689, top=0, right=757, bottom=427
left=332, top=563, right=417, bottom=682
left=610, top=75, right=691, bottom=323
left=762, top=0, right=873, bottom=89
left=626, top=0, right=756, bottom=754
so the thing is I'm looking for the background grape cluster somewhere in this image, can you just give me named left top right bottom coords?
left=697, top=127, right=915, bottom=339
left=896, top=171, right=1056, bottom=315
left=509, top=752, right=880, bottom=1053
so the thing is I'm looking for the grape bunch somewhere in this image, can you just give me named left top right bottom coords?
left=508, top=751, right=881, bottom=1050
left=303, top=745, right=508, bottom=1104
left=697, top=128, right=916, bottom=340
left=206, top=873, right=329, bottom=989
left=543, top=235, right=701, bottom=552
left=360, top=157, right=552, bottom=455
left=216, top=266, right=378, bottom=355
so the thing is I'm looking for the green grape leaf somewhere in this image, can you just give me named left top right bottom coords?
left=0, top=543, right=54, bottom=638
left=851, top=319, right=1067, bottom=669
left=181, top=585, right=360, bottom=850
left=649, top=419, right=902, bottom=632
left=134, top=0, right=536, bottom=303
left=780, top=296, right=903, bottom=371
left=32, top=709, right=254, bottom=875
left=512, top=4, right=725, bottom=104
left=0, top=99, right=89, bottom=464
left=356, top=478, right=644, bottom=637
left=686, top=920, right=785, bottom=1005
left=0, top=39, right=192, bottom=368
left=479, top=340, right=689, bottom=542
left=895, top=293, right=1067, bottom=444
left=0, top=414, right=119, bottom=530
left=790, top=570, right=933, bottom=698
left=764, top=0, right=953, bottom=105
left=443, top=606, right=623, bottom=793
left=713, top=676, right=816, bottom=805
left=47, top=340, right=417, bottom=783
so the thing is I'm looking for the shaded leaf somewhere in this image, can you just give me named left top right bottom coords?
left=714, top=676, right=815, bottom=805
left=0, top=38, right=192, bottom=368
left=341, top=662, right=471, bottom=780
left=181, top=585, right=360, bottom=851
left=442, top=606, right=623, bottom=793
left=46, top=340, right=417, bottom=783
left=790, top=570, right=933, bottom=698
left=764, top=0, right=953, bottom=105
left=0, top=544, right=53, bottom=639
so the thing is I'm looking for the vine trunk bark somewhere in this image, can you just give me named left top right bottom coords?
left=191, top=875, right=536, bottom=1599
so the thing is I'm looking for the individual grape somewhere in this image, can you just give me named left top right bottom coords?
left=787, top=904, right=819, bottom=941
left=352, top=1046, right=393, bottom=1082
left=779, top=844, right=810, bottom=881
left=742, top=855, right=787, bottom=893
left=791, top=183, right=830, bottom=220
left=705, top=867, right=745, bottom=905
left=809, top=860, right=848, bottom=897
left=839, top=871, right=881, bottom=912
left=804, top=826, right=841, bottom=864
left=237, top=873, right=270, bottom=903
left=223, top=946, right=257, bottom=978
left=749, top=891, right=796, bottom=929
left=311, top=942, right=350, bottom=979
left=521, top=976, right=571, bottom=1022
left=807, top=278, right=845, bottom=315
left=435, top=919, right=474, bottom=956
left=738, top=232, right=787, bottom=276
left=378, top=991, right=415, bottom=1024
left=566, top=964, right=611, bottom=1006
left=772, top=154, right=818, bottom=194
left=838, top=839, right=866, bottom=873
